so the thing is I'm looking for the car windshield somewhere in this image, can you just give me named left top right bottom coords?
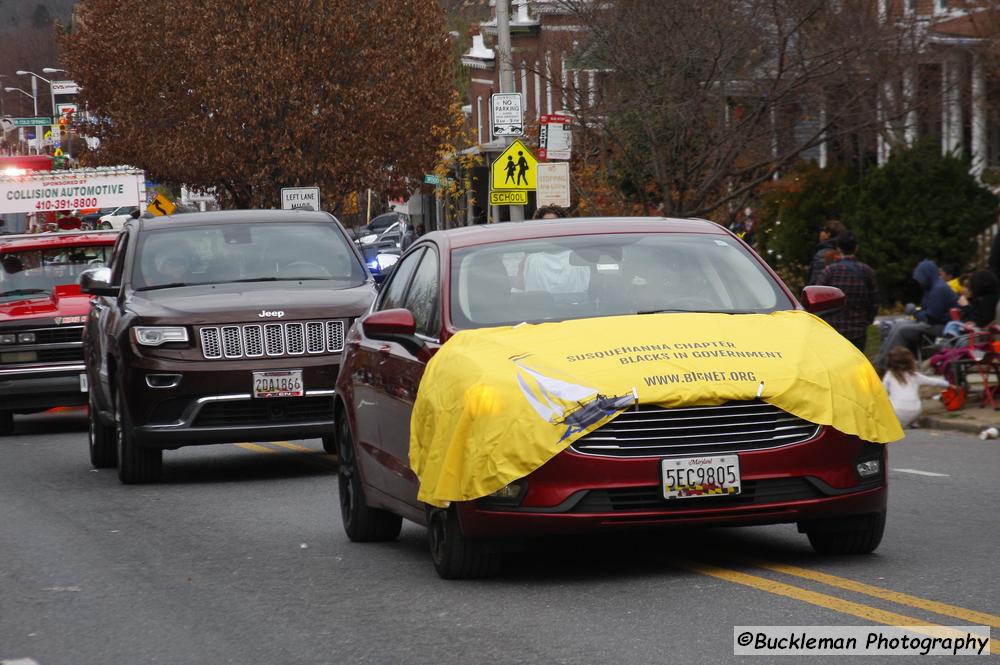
left=0, top=245, right=113, bottom=300
left=450, top=233, right=794, bottom=328
left=132, top=222, right=367, bottom=290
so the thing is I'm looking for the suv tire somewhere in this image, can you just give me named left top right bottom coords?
left=337, top=416, right=401, bottom=542
left=805, top=511, right=886, bottom=555
left=88, top=391, right=117, bottom=468
left=0, top=410, right=12, bottom=436
left=116, top=385, right=162, bottom=484
left=321, top=432, right=338, bottom=457
left=427, top=506, right=502, bottom=580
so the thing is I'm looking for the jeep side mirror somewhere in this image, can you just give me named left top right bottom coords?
left=79, top=266, right=118, bottom=296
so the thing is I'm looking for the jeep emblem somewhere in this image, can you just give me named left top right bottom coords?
left=258, top=310, right=285, bottom=319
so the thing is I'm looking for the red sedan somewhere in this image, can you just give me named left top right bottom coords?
left=333, top=218, right=886, bottom=578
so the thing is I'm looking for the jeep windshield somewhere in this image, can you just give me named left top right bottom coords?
left=132, top=222, right=367, bottom=291
left=449, top=233, right=794, bottom=328
left=0, top=245, right=113, bottom=300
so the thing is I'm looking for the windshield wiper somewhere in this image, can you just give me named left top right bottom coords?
left=134, top=282, right=198, bottom=292
left=0, top=288, right=48, bottom=298
left=637, top=308, right=748, bottom=315
left=229, top=277, right=329, bottom=283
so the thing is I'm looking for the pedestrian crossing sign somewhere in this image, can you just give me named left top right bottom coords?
left=491, top=139, right=537, bottom=191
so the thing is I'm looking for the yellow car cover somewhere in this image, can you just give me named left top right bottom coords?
left=410, top=311, right=903, bottom=507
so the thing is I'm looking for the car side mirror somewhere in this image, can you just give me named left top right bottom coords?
left=362, top=308, right=426, bottom=357
left=79, top=266, right=118, bottom=296
left=801, top=285, right=845, bottom=318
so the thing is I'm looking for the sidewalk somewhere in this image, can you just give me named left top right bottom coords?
left=918, top=397, right=998, bottom=435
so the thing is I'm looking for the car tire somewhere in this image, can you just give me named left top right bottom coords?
left=100, top=222, right=112, bottom=230
left=321, top=431, right=338, bottom=458
left=88, top=391, right=117, bottom=468
left=337, top=416, right=401, bottom=542
left=427, top=506, right=502, bottom=580
left=805, top=511, right=886, bottom=555
left=0, top=410, right=12, bottom=436
left=115, top=385, right=162, bottom=484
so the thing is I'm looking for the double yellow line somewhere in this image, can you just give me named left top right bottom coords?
left=677, top=558, right=999, bottom=653
left=234, top=441, right=338, bottom=471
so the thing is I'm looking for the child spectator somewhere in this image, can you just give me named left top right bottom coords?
left=882, top=347, right=951, bottom=428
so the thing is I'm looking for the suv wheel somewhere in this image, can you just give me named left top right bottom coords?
left=0, top=410, right=12, bottom=436
left=804, top=511, right=886, bottom=555
left=427, top=506, right=502, bottom=580
left=115, top=385, right=162, bottom=484
left=337, top=416, right=401, bottom=542
left=88, top=391, right=117, bottom=468
left=321, top=431, right=338, bottom=457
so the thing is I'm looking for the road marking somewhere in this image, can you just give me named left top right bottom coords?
left=892, top=468, right=949, bottom=477
left=750, top=561, right=1000, bottom=628
left=2, top=659, right=41, bottom=665
left=234, top=443, right=276, bottom=454
left=268, top=441, right=314, bottom=453
left=676, top=561, right=1000, bottom=653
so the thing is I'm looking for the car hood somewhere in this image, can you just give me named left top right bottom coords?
left=126, top=280, right=376, bottom=325
left=0, top=284, right=92, bottom=325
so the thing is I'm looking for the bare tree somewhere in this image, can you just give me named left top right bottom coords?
left=549, top=0, right=927, bottom=219
left=62, top=0, right=459, bottom=209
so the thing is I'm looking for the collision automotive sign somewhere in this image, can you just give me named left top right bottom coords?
left=0, top=169, right=143, bottom=214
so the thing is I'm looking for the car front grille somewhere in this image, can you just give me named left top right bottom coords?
left=193, top=396, right=335, bottom=427
left=0, top=325, right=84, bottom=366
left=570, top=401, right=820, bottom=458
left=199, top=321, right=345, bottom=360
left=570, top=477, right=825, bottom=512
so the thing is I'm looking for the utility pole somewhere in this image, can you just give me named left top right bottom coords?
left=495, top=0, right=525, bottom=222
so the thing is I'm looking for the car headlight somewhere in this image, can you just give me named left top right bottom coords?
left=18, top=332, right=36, bottom=344
left=134, top=326, right=189, bottom=346
left=0, top=333, right=16, bottom=345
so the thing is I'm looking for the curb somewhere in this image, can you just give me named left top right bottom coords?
left=917, top=415, right=990, bottom=435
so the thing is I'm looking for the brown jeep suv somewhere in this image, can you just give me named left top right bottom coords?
left=81, top=209, right=376, bottom=483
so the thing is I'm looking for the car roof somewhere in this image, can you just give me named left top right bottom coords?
left=137, top=208, right=337, bottom=231
left=424, top=217, right=727, bottom=250
left=0, top=230, right=120, bottom=251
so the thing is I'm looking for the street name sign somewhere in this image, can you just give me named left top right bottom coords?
left=12, top=117, right=53, bottom=127
left=52, top=80, right=80, bottom=95
left=280, top=186, right=321, bottom=211
left=490, top=139, right=537, bottom=191
left=538, top=114, right=573, bottom=160
left=536, top=162, right=571, bottom=208
left=491, top=93, right=523, bottom=137
left=489, top=190, right=528, bottom=206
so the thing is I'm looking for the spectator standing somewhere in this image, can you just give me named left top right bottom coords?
left=874, top=259, right=958, bottom=371
left=817, top=232, right=879, bottom=351
left=806, top=219, right=845, bottom=286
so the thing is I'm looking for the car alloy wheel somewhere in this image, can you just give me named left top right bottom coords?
left=426, top=506, right=502, bottom=580
left=337, top=414, right=401, bottom=542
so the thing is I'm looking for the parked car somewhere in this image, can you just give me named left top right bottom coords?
left=333, top=217, right=888, bottom=578
left=354, top=212, right=406, bottom=245
left=0, top=230, right=119, bottom=434
left=80, top=207, right=118, bottom=230
left=97, top=206, right=140, bottom=230
left=81, top=209, right=376, bottom=483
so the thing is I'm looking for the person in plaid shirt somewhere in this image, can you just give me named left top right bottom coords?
left=817, top=231, right=879, bottom=351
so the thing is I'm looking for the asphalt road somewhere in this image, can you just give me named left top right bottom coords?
left=1, top=409, right=998, bottom=664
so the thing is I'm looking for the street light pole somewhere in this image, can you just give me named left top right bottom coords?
left=495, top=0, right=525, bottom=222
left=17, top=70, right=57, bottom=156
left=5, top=86, right=38, bottom=154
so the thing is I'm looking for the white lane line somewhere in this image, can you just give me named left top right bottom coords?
left=2, top=659, right=41, bottom=665
left=892, top=468, right=950, bottom=477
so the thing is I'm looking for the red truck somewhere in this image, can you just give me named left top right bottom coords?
left=0, top=230, right=118, bottom=434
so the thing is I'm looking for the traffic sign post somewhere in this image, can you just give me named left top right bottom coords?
left=147, top=193, right=177, bottom=216
left=538, top=114, right=573, bottom=160
left=491, top=139, right=538, bottom=192
left=536, top=163, right=571, bottom=208
left=491, top=93, right=523, bottom=137
left=280, top=186, right=321, bottom=211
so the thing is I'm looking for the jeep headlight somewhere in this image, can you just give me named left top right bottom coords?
left=134, top=326, right=189, bottom=346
